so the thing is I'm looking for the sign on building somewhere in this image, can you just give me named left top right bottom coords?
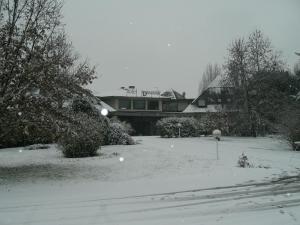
left=141, top=90, right=161, bottom=97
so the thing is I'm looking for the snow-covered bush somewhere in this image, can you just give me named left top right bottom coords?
left=200, top=112, right=230, bottom=136
left=106, top=122, right=135, bottom=145
left=200, top=112, right=268, bottom=137
left=289, top=127, right=300, bottom=151
left=59, top=113, right=103, bottom=158
left=71, top=97, right=100, bottom=117
left=110, top=117, right=135, bottom=135
left=281, top=110, right=300, bottom=150
left=64, top=99, right=134, bottom=148
left=156, top=117, right=203, bottom=138
left=237, top=153, right=251, bottom=168
left=0, top=100, right=59, bottom=148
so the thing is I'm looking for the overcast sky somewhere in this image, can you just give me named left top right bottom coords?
left=63, top=0, right=300, bottom=98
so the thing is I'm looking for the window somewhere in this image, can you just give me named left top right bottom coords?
left=119, top=99, right=131, bottom=110
left=178, top=102, right=188, bottom=111
left=198, top=99, right=206, bottom=107
left=163, top=102, right=178, bottom=112
left=148, top=101, right=159, bottom=110
left=133, top=100, right=146, bottom=110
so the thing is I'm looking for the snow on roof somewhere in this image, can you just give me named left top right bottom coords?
left=95, top=101, right=116, bottom=112
left=183, top=104, right=223, bottom=113
left=171, top=89, right=186, bottom=99
left=207, top=75, right=231, bottom=89
left=99, top=89, right=136, bottom=97
left=296, top=91, right=300, bottom=101
left=100, top=87, right=185, bottom=99
left=191, top=75, right=232, bottom=104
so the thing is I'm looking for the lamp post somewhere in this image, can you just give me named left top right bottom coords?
left=101, top=108, right=109, bottom=116
left=177, top=123, right=182, bottom=138
left=212, top=129, right=221, bottom=160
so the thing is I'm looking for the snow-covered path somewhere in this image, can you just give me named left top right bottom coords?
left=1, top=175, right=300, bottom=225
left=1, top=136, right=300, bottom=224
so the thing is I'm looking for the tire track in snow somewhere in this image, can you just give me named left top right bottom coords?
left=0, top=175, right=299, bottom=212
left=1, top=175, right=300, bottom=225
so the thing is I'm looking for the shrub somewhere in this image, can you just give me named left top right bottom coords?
left=200, top=112, right=268, bottom=137
left=280, top=107, right=300, bottom=150
left=71, top=97, right=101, bottom=117
left=106, top=122, right=135, bottom=145
left=110, top=117, right=135, bottom=135
left=58, top=113, right=103, bottom=158
left=200, top=112, right=231, bottom=136
left=0, top=102, right=59, bottom=148
left=156, top=117, right=203, bottom=138
left=287, top=122, right=300, bottom=150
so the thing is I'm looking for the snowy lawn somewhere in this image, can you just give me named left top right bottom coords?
left=0, top=136, right=300, bottom=225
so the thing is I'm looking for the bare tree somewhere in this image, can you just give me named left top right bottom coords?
left=198, top=63, right=221, bottom=94
left=294, top=63, right=300, bottom=76
left=248, top=29, right=284, bottom=73
left=224, top=30, right=284, bottom=136
left=294, top=52, right=300, bottom=77
left=225, top=38, right=252, bottom=135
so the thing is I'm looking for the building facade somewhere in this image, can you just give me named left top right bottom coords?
left=99, top=86, right=193, bottom=135
left=99, top=78, right=236, bottom=135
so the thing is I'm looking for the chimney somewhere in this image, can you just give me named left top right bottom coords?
left=182, top=92, right=186, bottom=98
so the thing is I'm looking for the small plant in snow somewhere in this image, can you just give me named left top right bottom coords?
left=237, top=153, right=251, bottom=168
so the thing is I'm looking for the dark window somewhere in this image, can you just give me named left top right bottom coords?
left=178, top=102, right=188, bottom=111
left=119, top=99, right=131, bottom=110
left=148, top=101, right=159, bottom=110
left=198, top=99, right=206, bottom=107
left=133, top=100, right=146, bottom=110
left=163, top=102, right=178, bottom=112
left=207, top=97, right=216, bottom=104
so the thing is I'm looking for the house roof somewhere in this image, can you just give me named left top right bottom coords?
left=183, top=104, right=223, bottom=113
left=171, top=89, right=186, bottom=99
left=99, top=87, right=186, bottom=100
left=95, top=101, right=116, bottom=112
left=207, top=75, right=225, bottom=89
left=184, top=75, right=235, bottom=113
left=191, top=75, right=232, bottom=104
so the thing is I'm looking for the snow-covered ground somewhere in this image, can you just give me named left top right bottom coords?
left=1, top=136, right=300, bottom=225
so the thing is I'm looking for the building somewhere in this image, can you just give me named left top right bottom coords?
left=98, top=77, right=236, bottom=135
left=184, top=75, right=236, bottom=113
left=99, top=86, right=193, bottom=135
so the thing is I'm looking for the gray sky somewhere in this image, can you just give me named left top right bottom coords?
left=63, top=0, right=300, bottom=98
